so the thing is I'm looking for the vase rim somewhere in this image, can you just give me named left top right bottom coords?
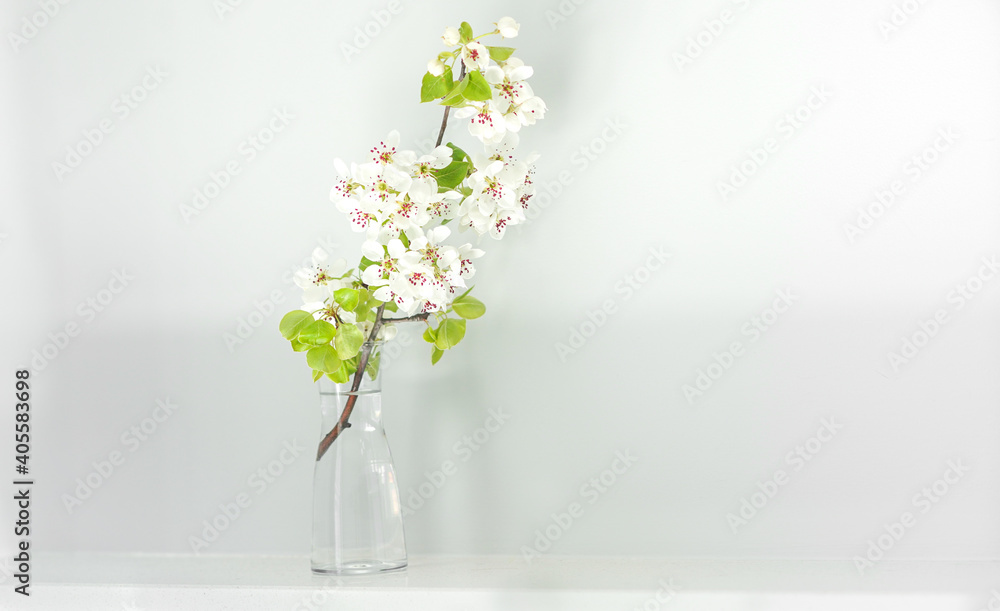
left=317, top=382, right=381, bottom=394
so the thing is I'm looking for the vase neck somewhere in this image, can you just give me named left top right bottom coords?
left=318, top=380, right=382, bottom=427
left=317, top=377, right=382, bottom=395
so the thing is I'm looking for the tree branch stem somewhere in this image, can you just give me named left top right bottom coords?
left=433, top=62, right=465, bottom=148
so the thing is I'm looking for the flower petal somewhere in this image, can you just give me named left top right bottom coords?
left=430, top=225, right=451, bottom=244
left=387, top=238, right=406, bottom=259
left=361, top=240, right=384, bottom=261
left=509, top=65, right=533, bottom=82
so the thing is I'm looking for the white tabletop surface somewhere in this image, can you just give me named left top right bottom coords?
left=2, top=553, right=996, bottom=610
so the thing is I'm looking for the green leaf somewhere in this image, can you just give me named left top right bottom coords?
left=440, top=77, right=469, bottom=107
left=384, top=300, right=399, bottom=313
left=463, top=70, right=492, bottom=102
left=335, top=324, right=365, bottom=360
left=307, top=345, right=342, bottom=374
left=446, top=142, right=470, bottom=163
left=423, top=326, right=437, bottom=343
left=290, top=339, right=310, bottom=352
left=431, top=346, right=444, bottom=365
left=298, top=320, right=336, bottom=346
left=333, top=288, right=360, bottom=311
left=434, top=318, right=467, bottom=350
left=431, top=160, right=470, bottom=190
left=312, top=369, right=324, bottom=382
left=343, top=355, right=359, bottom=377
left=327, top=362, right=350, bottom=384
left=359, top=256, right=377, bottom=271
left=279, top=311, right=312, bottom=340
left=354, top=289, right=372, bottom=318
left=487, top=46, right=515, bottom=62
left=455, top=284, right=475, bottom=301
left=420, top=67, right=454, bottom=103
left=366, top=352, right=381, bottom=380
left=459, top=21, right=473, bottom=43
left=452, top=295, right=486, bottom=319
left=355, top=302, right=375, bottom=322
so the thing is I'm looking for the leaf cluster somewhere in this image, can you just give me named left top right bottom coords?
left=278, top=286, right=383, bottom=383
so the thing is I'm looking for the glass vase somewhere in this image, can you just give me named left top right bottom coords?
left=310, top=344, right=407, bottom=575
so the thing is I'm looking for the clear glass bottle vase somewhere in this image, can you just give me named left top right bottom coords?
left=311, top=345, right=407, bottom=575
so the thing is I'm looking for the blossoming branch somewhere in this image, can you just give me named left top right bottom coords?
left=278, top=18, right=545, bottom=458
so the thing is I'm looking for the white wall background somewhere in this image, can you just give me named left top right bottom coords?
left=1, top=0, right=999, bottom=561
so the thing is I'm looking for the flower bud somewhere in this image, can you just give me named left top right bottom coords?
left=427, top=58, right=446, bottom=76
left=442, top=26, right=460, bottom=46
left=496, top=17, right=519, bottom=38
left=379, top=324, right=398, bottom=342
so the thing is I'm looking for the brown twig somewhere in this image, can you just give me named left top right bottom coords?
left=434, top=62, right=466, bottom=148
left=435, top=108, right=452, bottom=149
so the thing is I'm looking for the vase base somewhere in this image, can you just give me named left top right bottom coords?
left=311, top=560, right=407, bottom=576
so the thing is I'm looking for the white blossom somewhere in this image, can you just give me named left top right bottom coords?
left=294, top=248, right=350, bottom=320
left=411, top=145, right=453, bottom=195
left=516, top=96, right=547, bottom=126
left=456, top=243, right=485, bottom=279
left=454, top=99, right=508, bottom=145
left=458, top=157, right=525, bottom=239
left=461, top=41, right=489, bottom=72
left=370, top=130, right=416, bottom=170
left=484, top=64, right=533, bottom=108
left=474, top=132, right=529, bottom=187
left=360, top=228, right=472, bottom=315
